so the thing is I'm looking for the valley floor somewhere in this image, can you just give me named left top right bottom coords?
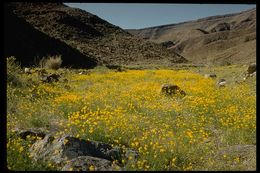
left=7, top=64, right=256, bottom=171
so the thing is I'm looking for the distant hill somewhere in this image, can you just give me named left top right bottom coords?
left=6, top=2, right=187, bottom=68
left=127, top=8, right=256, bottom=65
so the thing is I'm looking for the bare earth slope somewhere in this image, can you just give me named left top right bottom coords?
left=7, top=2, right=187, bottom=67
left=127, top=8, right=256, bottom=65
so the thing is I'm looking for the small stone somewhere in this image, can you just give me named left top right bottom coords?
left=24, top=67, right=31, bottom=74
left=217, top=79, right=227, bottom=87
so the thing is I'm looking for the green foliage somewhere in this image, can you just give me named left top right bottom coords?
left=7, top=137, right=56, bottom=171
left=7, top=56, right=23, bottom=87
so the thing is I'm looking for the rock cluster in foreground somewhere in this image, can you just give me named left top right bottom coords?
left=11, top=129, right=139, bottom=171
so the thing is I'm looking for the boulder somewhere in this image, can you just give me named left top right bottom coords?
left=61, top=156, right=121, bottom=171
left=29, top=134, right=123, bottom=165
left=9, top=128, right=138, bottom=170
left=161, top=84, right=186, bottom=96
left=247, top=63, right=256, bottom=74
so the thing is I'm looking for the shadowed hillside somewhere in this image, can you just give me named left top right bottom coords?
left=127, top=8, right=256, bottom=65
left=4, top=4, right=97, bottom=68
left=7, top=2, right=187, bottom=67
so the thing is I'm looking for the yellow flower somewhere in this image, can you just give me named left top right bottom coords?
left=89, top=165, right=95, bottom=171
left=64, top=139, right=69, bottom=145
left=19, top=146, right=24, bottom=152
left=160, top=148, right=165, bottom=153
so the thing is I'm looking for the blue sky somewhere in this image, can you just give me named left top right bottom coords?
left=64, top=3, right=256, bottom=29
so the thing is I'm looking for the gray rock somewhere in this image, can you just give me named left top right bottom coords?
left=29, top=134, right=125, bottom=166
left=10, top=129, right=138, bottom=171
left=61, top=156, right=121, bottom=171
left=247, top=63, right=256, bottom=74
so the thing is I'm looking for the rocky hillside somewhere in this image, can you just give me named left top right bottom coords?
left=127, top=8, right=256, bottom=65
left=6, top=2, right=187, bottom=67
left=4, top=4, right=97, bottom=68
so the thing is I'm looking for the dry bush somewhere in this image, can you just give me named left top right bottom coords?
left=38, top=55, right=63, bottom=70
left=44, top=55, right=63, bottom=70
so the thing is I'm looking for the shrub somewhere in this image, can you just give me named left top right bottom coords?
left=39, top=55, right=63, bottom=70
left=7, top=56, right=23, bottom=87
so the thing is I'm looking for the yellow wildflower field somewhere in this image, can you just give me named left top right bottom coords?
left=7, top=67, right=256, bottom=171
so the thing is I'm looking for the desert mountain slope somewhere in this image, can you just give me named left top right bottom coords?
left=4, top=4, right=97, bottom=68
left=127, top=8, right=256, bottom=65
left=7, top=2, right=187, bottom=67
